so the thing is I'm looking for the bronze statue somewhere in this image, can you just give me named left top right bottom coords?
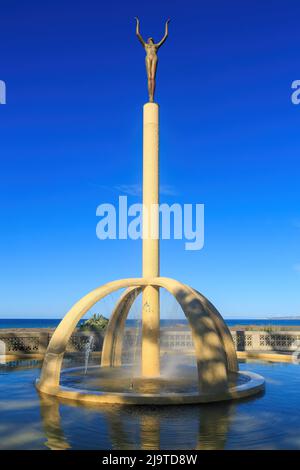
left=135, top=17, right=170, bottom=102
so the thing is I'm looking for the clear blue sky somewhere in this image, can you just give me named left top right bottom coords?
left=0, top=0, right=300, bottom=319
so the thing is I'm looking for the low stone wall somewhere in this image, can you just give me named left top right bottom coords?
left=0, top=328, right=300, bottom=356
left=231, top=330, right=300, bottom=352
left=0, top=329, right=105, bottom=356
left=126, top=329, right=300, bottom=354
left=0, top=331, right=50, bottom=355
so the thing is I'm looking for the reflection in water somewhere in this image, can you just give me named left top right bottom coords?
left=39, top=394, right=70, bottom=450
left=3, top=360, right=300, bottom=450
left=140, top=413, right=160, bottom=450
left=105, top=407, right=138, bottom=450
left=196, top=402, right=234, bottom=450
left=38, top=393, right=235, bottom=450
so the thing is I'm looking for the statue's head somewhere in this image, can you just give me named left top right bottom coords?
left=147, top=37, right=154, bottom=44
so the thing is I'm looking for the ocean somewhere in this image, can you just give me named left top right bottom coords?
left=1, top=318, right=300, bottom=329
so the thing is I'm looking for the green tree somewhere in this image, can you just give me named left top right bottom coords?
left=79, top=313, right=109, bottom=332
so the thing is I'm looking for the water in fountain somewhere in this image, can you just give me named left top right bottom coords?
left=130, top=317, right=142, bottom=388
left=84, top=335, right=94, bottom=375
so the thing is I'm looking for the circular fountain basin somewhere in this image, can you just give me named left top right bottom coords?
left=36, top=364, right=265, bottom=405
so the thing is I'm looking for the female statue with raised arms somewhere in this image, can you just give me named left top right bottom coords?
left=135, top=17, right=170, bottom=102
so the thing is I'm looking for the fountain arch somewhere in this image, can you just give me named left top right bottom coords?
left=37, top=277, right=233, bottom=393
left=101, top=278, right=238, bottom=376
left=36, top=276, right=264, bottom=405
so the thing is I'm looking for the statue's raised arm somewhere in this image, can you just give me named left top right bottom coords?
left=135, top=17, right=146, bottom=47
left=155, top=19, right=170, bottom=48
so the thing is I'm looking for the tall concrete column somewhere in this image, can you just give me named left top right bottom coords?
left=142, top=102, right=160, bottom=377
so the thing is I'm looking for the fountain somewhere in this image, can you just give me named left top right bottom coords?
left=36, top=19, right=264, bottom=405
left=84, top=335, right=95, bottom=375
